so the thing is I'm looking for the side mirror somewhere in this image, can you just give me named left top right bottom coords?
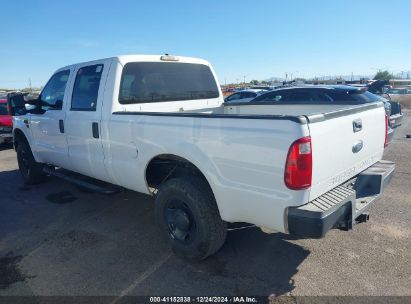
left=7, top=93, right=28, bottom=116
left=26, top=95, right=42, bottom=114
left=54, top=99, right=63, bottom=109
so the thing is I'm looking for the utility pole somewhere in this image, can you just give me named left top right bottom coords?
left=28, top=77, right=32, bottom=92
left=240, top=75, right=247, bottom=86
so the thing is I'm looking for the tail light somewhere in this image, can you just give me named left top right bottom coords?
left=284, top=136, right=312, bottom=190
left=384, top=114, right=388, bottom=147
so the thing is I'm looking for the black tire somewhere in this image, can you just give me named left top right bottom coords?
left=16, top=141, right=45, bottom=185
left=155, top=176, right=227, bottom=260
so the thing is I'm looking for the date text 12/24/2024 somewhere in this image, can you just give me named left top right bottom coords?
left=149, top=296, right=259, bottom=303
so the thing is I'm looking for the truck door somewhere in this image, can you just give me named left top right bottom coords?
left=64, top=60, right=112, bottom=180
left=29, top=69, right=72, bottom=167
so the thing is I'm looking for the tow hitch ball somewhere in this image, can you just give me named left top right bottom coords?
left=356, top=213, right=370, bottom=223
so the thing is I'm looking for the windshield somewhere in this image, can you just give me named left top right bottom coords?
left=0, top=93, right=8, bottom=99
left=119, top=62, right=219, bottom=104
left=0, top=103, right=9, bottom=115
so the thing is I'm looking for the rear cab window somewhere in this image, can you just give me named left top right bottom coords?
left=119, top=62, right=219, bottom=104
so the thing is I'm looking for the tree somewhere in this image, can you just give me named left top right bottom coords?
left=374, top=70, right=394, bottom=81
left=250, top=80, right=259, bottom=85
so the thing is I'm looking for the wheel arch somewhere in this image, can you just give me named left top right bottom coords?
left=145, top=153, right=223, bottom=216
left=145, top=153, right=212, bottom=191
left=13, top=128, right=29, bottom=150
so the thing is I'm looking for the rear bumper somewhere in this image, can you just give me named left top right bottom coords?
left=287, top=160, right=395, bottom=238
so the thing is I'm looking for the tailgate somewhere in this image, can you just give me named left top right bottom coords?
left=308, top=102, right=386, bottom=201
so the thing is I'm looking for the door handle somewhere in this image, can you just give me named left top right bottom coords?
left=92, top=122, right=99, bottom=139
left=353, top=118, right=362, bottom=132
left=59, top=120, right=64, bottom=133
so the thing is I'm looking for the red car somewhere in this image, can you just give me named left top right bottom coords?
left=0, top=93, right=13, bottom=145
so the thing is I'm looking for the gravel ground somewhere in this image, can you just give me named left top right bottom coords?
left=0, top=112, right=410, bottom=300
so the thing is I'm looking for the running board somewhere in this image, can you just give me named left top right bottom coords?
left=43, top=167, right=120, bottom=195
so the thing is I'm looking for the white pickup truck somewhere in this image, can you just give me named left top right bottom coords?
left=9, top=55, right=394, bottom=260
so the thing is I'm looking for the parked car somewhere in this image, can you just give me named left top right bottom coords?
left=362, top=80, right=403, bottom=128
left=386, top=88, right=409, bottom=95
left=0, top=93, right=13, bottom=145
left=385, top=87, right=411, bottom=109
left=224, top=89, right=268, bottom=103
left=249, top=85, right=395, bottom=145
left=9, top=55, right=394, bottom=260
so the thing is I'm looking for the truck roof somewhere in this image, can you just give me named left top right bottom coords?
left=56, top=54, right=210, bottom=73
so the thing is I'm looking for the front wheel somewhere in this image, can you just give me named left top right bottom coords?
left=155, top=176, right=227, bottom=261
left=16, top=141, right=45, bottom=185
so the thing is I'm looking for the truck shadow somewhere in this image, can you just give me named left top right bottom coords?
left=0, top=167, right=309, bottom=297
left=187, top=228, right=309, bottom=296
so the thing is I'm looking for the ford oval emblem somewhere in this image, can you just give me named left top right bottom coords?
left=352, top=140, right=363, bottom=153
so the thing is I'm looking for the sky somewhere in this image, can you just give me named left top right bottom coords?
left=1, top=0, right=411, bottom=88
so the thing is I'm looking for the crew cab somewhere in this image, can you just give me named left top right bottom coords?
left=10, top=55, right=395, bottom=260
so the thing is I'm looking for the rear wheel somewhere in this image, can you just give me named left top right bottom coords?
left=155, top=176, right=227, bottom=260
left=16, top=141, right=45, bottom=184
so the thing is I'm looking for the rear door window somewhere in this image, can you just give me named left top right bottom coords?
left=119, top=62, right=219, bottom=104
left=71, top=64, right=104, bottom=111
